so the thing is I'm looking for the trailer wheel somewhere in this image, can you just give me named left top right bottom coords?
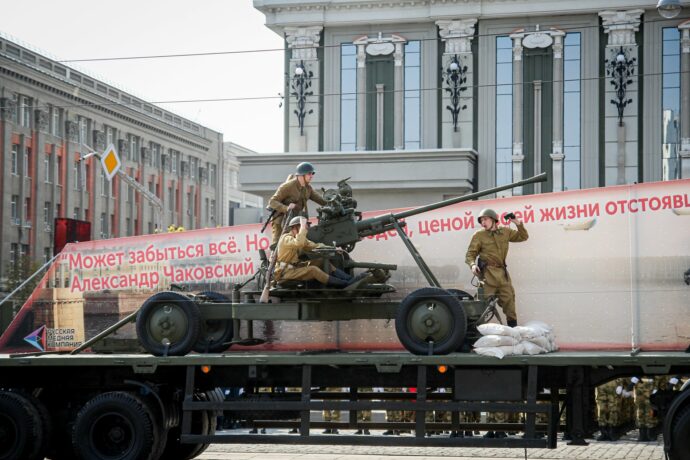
left=72, top=391, right=162, bottom=460
left=395, top=287, right=467, bottom=355
left=669, top=405, right=690, bottom=460
left=0, top=391, right=44, bottom=460
left=160, top=392, right=214, bottom=460
left=137, top=291, right=201, bottom=356
left=192, top=291, right=234, bottom=353
left=447, top=289, right=474, bottom=301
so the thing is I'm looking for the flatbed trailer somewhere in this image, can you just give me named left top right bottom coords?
left=1, top=350, right=689, bottom=459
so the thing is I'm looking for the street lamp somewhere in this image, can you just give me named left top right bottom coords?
left=442, top=55, right=468, bottom=132
left=657, top=0, right=682, bottom=19
left=290, top=60, right=313, bottom=136
left=606, top=47, right=636, bottom=126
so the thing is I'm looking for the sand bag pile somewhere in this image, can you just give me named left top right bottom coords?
left=473, top=321, right=558, bottom=359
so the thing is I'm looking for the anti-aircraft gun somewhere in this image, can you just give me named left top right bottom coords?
left=131, top=173, right=546, bottom=357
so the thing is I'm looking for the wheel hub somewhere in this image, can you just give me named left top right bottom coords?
left=409, top=301, right=452, bottom=342
left=147, top=302, right=189, bottom=345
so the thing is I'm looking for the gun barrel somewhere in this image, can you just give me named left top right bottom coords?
left=393, top=172, right=547, bottom=220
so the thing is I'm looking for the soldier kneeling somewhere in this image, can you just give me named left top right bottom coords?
left=274, top=216, right=368, bottom=289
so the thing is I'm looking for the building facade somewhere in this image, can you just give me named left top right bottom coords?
left=245, top=0, right=690, bottom=210
left=223, top=142, right=264, bottom=225
left=0, top=34, right=225, bottom=284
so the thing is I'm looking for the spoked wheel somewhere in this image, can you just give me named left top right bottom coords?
left=192, top=292, right=233, bottom=353
left=395, top=287, right=467, bottom=355
left=72, top=391, right=163, bottom=460
left=136, top=291, right=201, bottom=356
left=0, top=391, right=44, bottom=460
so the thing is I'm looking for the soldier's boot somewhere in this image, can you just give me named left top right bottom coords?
left=483, top=431, right=495, bottom=438
left=464, top=430, right=474, bottom=437
left=354, top=430, right=363, bottom=435
left=638, top=427, right=651, bottom=442
left=382, top=430, right=395, bottom=435
left=507, top=319, right=517, bottom=328
left=289, top=428, right=298, bottom=434
left=494, top=431, right=508, bottom=438
left=249, top=428, right=258, bottom=434
left=364, top=429, right=370, bottom=435
left=608, top=426, right=620, bottom=441
left=344, top=273, right=375, bottom=291
left=596, top=425, right=610, bottom=441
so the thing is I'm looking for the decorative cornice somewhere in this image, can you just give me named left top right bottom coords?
left=599, top=9, right=644, bottom=46
left=284, top=26, right=323, bottom=60
left=436, top=19, right=477, bottom=54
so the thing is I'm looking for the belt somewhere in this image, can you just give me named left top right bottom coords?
left=485, top=262, right=506, bottom=268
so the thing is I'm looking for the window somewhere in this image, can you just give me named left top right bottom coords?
left=230, top=170, right=239, bottom=188
left=100, top=169, right=107, bottom=196
left=57, top=156, right=62, bottom=186
left=171, top=150, right=179, bottom=173
left=168, top=186, right=174, bottom=211
left=205, top=198, right=210, bottom=222
left=209, top=164, right=217, bottom=187
left=44, top=248, right=52, bottom=263
left=495, top=36, right=514, bottom=186
left=11, top=195, right=19, bottom=223
left=45, top=153, right=51, bottom=183
left=126, top=218, right=132, bottom=236
left=563, top=32, right=582, bottom=190
left=73, top=161, right=79, bottom=190
left=106, top=126, right=115, bottom=146
left=11, top=144, right=19, bottom=174
left=404, top=40, right=421, bottom=149
left=662, top=27, right=681, bottom=181
left=73, top=207, right=80, bottom=219
left=51, top=106, right=61, bottom=136
left=21, top=245, right=30, bottom=259
left=210, top=199, right=216, bottom=222
left=340, top=44, right=357, bottom=150
left=100, top=213, right=107, bottom=237
left=129, top=135, right=139, bottom=162
left=10, top=244, right=18, bottom=265
left=23, top=146, right=31, bottom=178
left=191, top=157, right=198, bottom=182
left=19, top=96, right=32, bottom=127
left=23, top=198, right=30, bottom=225
left=44, top=202, right=51, bottom=225
left=78, top=117, right=88, bottom=145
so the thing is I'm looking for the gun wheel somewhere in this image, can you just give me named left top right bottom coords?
left=136, top=291, right=200, bottom=356
left=193, top=292, right=233, bottom=353
left=395, top=287, right=467, bottom=355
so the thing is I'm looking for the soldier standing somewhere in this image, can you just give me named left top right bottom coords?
left=268, top=162, right=327, bottom=247
left=596, top=379, right=624, bottom=441
left=465, top=209, right=528, bottom=327
left=322, top=387, right=343, bottom=434
left=630, top=377, right=657, bottom=442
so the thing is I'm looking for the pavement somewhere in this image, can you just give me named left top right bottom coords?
left=199, top=428, right=666, bottom=460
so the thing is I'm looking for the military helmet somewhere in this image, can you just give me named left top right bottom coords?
left=288, top=216, right=302, bottom=227
left=478, top=208, right=499, bottom=223
left=295, top=162, right=315, bottom=176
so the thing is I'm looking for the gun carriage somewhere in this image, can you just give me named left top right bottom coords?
left=132, top=173, right=546, bottom=356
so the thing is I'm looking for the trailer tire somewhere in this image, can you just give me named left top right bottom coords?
left=395, top=287, right=467, bottom=355
left=669, top=404, right=690, bottom=460
left=160, top=392, right=214, bottom=460
left=192, top=291, right=234, bottom=353
left=0, top=391, right=44, bottom=460
left=137, top=291, right=201, bottom=356
left=72, top=391, right=162, bottom=460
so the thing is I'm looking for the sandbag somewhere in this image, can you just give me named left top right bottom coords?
left=522, top=341, right=547, bottom=355
left=473, top=334, right=520, bottom=348
left=477, top=323, right=521, bottom=339
left=473, top=343, right=525, bottom=359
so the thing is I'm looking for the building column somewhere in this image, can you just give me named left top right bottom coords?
left=679, top=21, right=690, bottom=178
left=510, top=34, right=525, bottom=194
left=285, top=26, right=322, bottom=153
left=600, top=9, right=643, bottom=185
left=437, top=19, right=477, bottom=149
left=356, top=43, right=367, bottom=151
left=393, top=42, right=404, bottom=150
left=550, top=32, right=566, bottom=191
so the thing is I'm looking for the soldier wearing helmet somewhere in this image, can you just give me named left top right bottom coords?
left=268, top=162, right=327, bottom=247
left=274, top=216, right=368, bottom=288
left=465, top=208, right=528, bottom=327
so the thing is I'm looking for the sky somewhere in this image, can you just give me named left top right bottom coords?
left=1, top=0, right=285, bottom=153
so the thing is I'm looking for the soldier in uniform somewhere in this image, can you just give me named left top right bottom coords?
left=629, top=377, right=657, bottom=442
left=322, top=387, right=342, bottom=434
left=268, top=162, right=327, bottom=247
left=595, top=379, right=624, bottom=441
left=274, top=216, right=367, bottom=288
left=355, top=387, right=372, bottom=435
left=383, top=387, right=403, bottom=436
left=465, top=208, right=528, bottom=327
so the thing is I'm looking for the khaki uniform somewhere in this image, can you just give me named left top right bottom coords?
left=465, top=223, right=528, bottom=322
left=269, top=177, right=326, bottom=245
left=275, top=227, right=331, bottom=284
